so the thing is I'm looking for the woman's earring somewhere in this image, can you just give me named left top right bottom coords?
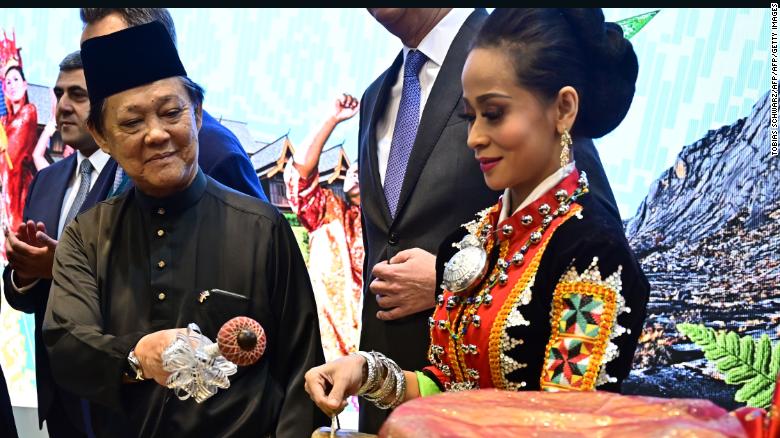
left=560, top=128, right=572, bottom=169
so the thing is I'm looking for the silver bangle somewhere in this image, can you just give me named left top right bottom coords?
left=366, top=364, right=396, bottom=403
left=362, top=351, right=386, bottom=398
left=375, top=357, right=406, bottom=409
left=391, top=360, right=406, bottom=408
left=355, top=351, right=377, bottom=395
left=364, top=351, right=393, bottom=400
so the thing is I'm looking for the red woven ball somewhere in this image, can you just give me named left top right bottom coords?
left=217, top=316, right=266, bottom=366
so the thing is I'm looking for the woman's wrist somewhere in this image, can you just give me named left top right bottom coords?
left=355, top=351, right=407, bottom=410
left=355, top=351, right=377, bottom=395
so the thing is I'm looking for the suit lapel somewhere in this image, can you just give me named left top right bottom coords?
left=79, top=158, right=117, bottom=214
left=43, top=155, right=77, bottom=239
left=365, top=52, right=403, bottom=228
left=393, top=9, right=487, bottom=222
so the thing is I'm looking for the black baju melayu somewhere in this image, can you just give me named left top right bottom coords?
left=43, top=169, right=327, bottom=438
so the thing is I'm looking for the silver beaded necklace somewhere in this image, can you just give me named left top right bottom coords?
left=439, top=172, right=591, bottom=337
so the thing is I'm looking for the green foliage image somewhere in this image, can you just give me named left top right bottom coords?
left=677, top=323, right=779, bottom=410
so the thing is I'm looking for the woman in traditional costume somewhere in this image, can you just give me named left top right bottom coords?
left=1, top=65, right=38, bottom=230
left=305, top=8, right=650, bottom=414
left=284, top=93, right=364, bottom=363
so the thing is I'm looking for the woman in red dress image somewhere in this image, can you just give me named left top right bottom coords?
left=1, top=64, right=38, bottom=231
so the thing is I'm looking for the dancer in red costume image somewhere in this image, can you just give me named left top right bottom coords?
left=1, top=40, right=38, bottom=232
left=284, top=93, right=363, bottom=364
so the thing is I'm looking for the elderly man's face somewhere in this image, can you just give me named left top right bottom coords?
left=91, top=77, right=202, bottom=197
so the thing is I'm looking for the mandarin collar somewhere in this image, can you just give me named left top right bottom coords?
left=492, top=168, right=583, bottom=243
left=134, top=167, right=207, bottom=215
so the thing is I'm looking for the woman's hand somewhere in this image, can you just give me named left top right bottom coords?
left=331, top=93, right=359, bottom=123
left=32, top=120, right=56, bottom=171
left=293, top=93, right=359, bottom=179
left=42, top=119, right=57, bottom=138
left=304, top=353, right=366, bottom=416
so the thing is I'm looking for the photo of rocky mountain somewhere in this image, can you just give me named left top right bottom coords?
left=622, top=91, right=778, bottom=409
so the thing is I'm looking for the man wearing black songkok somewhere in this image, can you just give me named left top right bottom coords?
left=42, top=21, right=327, bottom=438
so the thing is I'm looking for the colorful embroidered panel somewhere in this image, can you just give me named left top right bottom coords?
left=560, top=294, right=604, bottom=338
left=541, top=258, right=622, bottom=391
left=544, top=337, right=595, bottom=388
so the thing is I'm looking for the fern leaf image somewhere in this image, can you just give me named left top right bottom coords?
left=676, top=323, right=778, bottom=410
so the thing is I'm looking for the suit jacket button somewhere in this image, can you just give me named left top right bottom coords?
left=388, top=233, right=399, bottom=245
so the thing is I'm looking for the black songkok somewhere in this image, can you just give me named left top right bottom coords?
left=81, top=20, right=187, bottom=109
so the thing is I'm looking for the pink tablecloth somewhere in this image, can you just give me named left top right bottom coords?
left=380, top=389, right=747, bottom=438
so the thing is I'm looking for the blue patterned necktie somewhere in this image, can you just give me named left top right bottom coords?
left=384, top=49, right=428, bottom=218
left=64, top=159, right=94, bottom=226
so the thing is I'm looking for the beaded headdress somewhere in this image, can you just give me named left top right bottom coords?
left=0, top=29, right=22, bottom=79
left=0, top=29, right=24, bottom=117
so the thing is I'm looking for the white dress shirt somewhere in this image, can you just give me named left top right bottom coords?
left=375, top=8, right=473, bottom=185
left=12, top=149, right=110, bottom=293
left=57, top=149, right=111, bottom=237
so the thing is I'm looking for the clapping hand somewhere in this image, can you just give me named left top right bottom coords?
left=5, top=220, right=58, bottom=283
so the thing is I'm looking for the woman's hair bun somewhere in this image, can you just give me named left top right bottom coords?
left=474, top=8, right=640, bottom=138
left=559, top=8, right=639, bottom=138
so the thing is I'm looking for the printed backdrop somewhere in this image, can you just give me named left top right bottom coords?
left=0, top=8, right=773, bottom=412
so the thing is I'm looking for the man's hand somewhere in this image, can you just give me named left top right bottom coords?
left=4, top=220, right=58, bottom=284
left=331, top=93, right=359, bottom=123
left=370, top=248, right=436, bottom=321
left=133, top=328, right=187, bottom=387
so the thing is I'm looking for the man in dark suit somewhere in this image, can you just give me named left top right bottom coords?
left=357, top=8, right=498, bottom=432
left=357, top=8, right=622, bottom=432
left=79, top=8, right=268, bottom=201
left=3, top=51, right=110, bottom=438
